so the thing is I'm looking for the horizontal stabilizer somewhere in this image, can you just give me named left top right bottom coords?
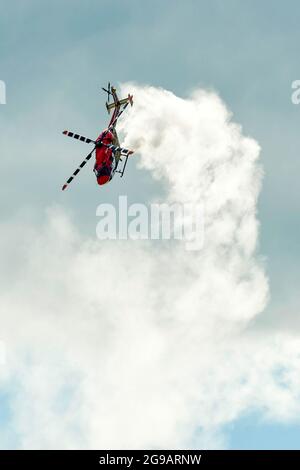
left=106, top=95, right=133, bottom=114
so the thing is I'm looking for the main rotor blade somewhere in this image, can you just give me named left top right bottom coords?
left=62, top=146, right=96, bottom=191
left=62, top=130, right=95, bottom=144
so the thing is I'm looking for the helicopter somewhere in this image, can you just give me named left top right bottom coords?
left=62, top=83, right=134, bottom=191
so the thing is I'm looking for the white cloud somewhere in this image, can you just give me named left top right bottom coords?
left=0, top=84, right=300, bottom=449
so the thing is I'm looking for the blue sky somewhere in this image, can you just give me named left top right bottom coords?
left=1, top=0, right=300, bottom=449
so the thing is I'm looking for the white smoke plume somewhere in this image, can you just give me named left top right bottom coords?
left=1, top=84, right=300, bottom=449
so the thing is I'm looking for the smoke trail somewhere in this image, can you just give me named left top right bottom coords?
left=119, top=83, right=268, bottom=325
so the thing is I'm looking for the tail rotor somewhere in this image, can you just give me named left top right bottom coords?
left=101, top=82, right=111, bottom=103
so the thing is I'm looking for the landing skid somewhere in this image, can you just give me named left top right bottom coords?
left=114, top=154, right=129, bottom=178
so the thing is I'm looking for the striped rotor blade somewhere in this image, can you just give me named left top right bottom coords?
left=62, top=146, right=96, bottom=191
left=103, top=143, right=131, bottom=155
left=62, top=130, right=95, bottom=145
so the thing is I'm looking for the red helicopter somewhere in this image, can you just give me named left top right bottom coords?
left=62, top=83, right=134, bottom=191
